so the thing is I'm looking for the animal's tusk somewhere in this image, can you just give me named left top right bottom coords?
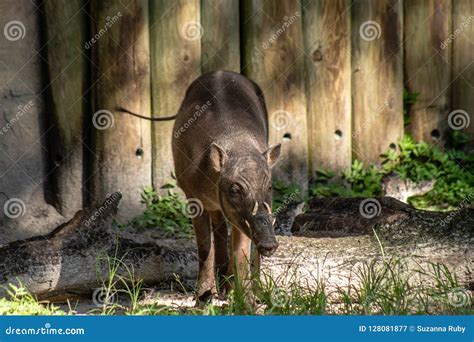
left=272, top=217, right=276, bottom=225
left=263, top=202, right=272, bottom=214
left=252, top=202, right=258, bottom=216
left=245, top=220, right=251, bottom=229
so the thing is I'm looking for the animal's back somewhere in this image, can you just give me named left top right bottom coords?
left=171, top=71, right=269, bottom=207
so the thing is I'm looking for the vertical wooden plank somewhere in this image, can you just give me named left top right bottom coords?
left=404, top=0, right=451, bottom=145
left=44, top=0, right=87, bottom=216
left=150, top=0, right=201, bottom=190
left=242, top=0, right=308, bottom=190
left=201, top=0, right=240, bottom=73
left=452, top=0, right=474, bottom=149
left=303, top=0, right=351, bottom=172
left=352, top=0, right=404, bottom=163
left=91, top=0, right=152, bottom=221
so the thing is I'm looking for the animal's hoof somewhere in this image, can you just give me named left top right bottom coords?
left=194, top=289, right=214, bottom=307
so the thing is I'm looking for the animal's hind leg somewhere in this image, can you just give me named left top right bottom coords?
left=193, top=210, right=215, bottom=304
left=210, top=210, right=229, bottom=295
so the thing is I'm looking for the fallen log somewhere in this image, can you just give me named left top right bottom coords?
left=0, top=195, right=472, bottom=301
left=292, top=196, right=474, bottom=244
left=0, top=193, right=198, bottom=301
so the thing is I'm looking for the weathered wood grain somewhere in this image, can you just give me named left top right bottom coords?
left=91, top=0, right=152, bottom=221
left=352, top=0, right=404, bottom=163
left=242, top=0, right=308, bottom=191
left=451, top=0, right=474, bottom=150
left=150, top=0, right=201, bottom=191
left=404, top=0, right=451, bottom=145
left=44, top=0, right=87, bottom=216
left=201, top=0, right=240, bottom=73
left=303, top=0, right=352, bottom=172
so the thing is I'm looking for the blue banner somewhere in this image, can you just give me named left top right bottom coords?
left=0, top=316, right=472, bottom=342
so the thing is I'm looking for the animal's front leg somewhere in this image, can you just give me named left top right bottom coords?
left=210, top=210, right=229, bottom=296
left=230, top=226, right=252, bottom=290
left=193, top=210, right=215, bottom=304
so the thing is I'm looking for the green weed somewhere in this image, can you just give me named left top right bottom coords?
left=310, top=135, right=474, bottom=210
left=131, top=182, right=193, bottom=238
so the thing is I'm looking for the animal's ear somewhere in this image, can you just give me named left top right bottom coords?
left=210, top=143, right=228, bottom=172
left=263, top=144, right=281, bottom=168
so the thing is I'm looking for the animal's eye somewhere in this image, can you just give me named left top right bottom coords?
left=230, top=183, right=241, bottom=197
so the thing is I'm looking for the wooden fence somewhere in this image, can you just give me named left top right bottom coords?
left=1, top=0, right=473, bottom=230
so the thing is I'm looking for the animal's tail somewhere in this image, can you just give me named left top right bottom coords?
left=115, top=107, right=177, bottom=121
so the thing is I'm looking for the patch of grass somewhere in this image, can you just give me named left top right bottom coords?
left=335, top=258, right=472, bottom=315
left=130, top=182, right=193, bottom=238
left=90, top=247, right=145, bottom=315
left=0, top=283, right=66, bottom=315
left=310, top=135, right=474, bottom=210
left=1, top=257, right=471, bottom=316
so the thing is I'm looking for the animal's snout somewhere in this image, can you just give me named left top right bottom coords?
left=252, top=214, right=278, bottom=256
left=257, top=240, right=279, bottom=257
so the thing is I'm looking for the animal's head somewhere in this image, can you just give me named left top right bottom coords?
left=210, top=142, right=281, bottom=257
